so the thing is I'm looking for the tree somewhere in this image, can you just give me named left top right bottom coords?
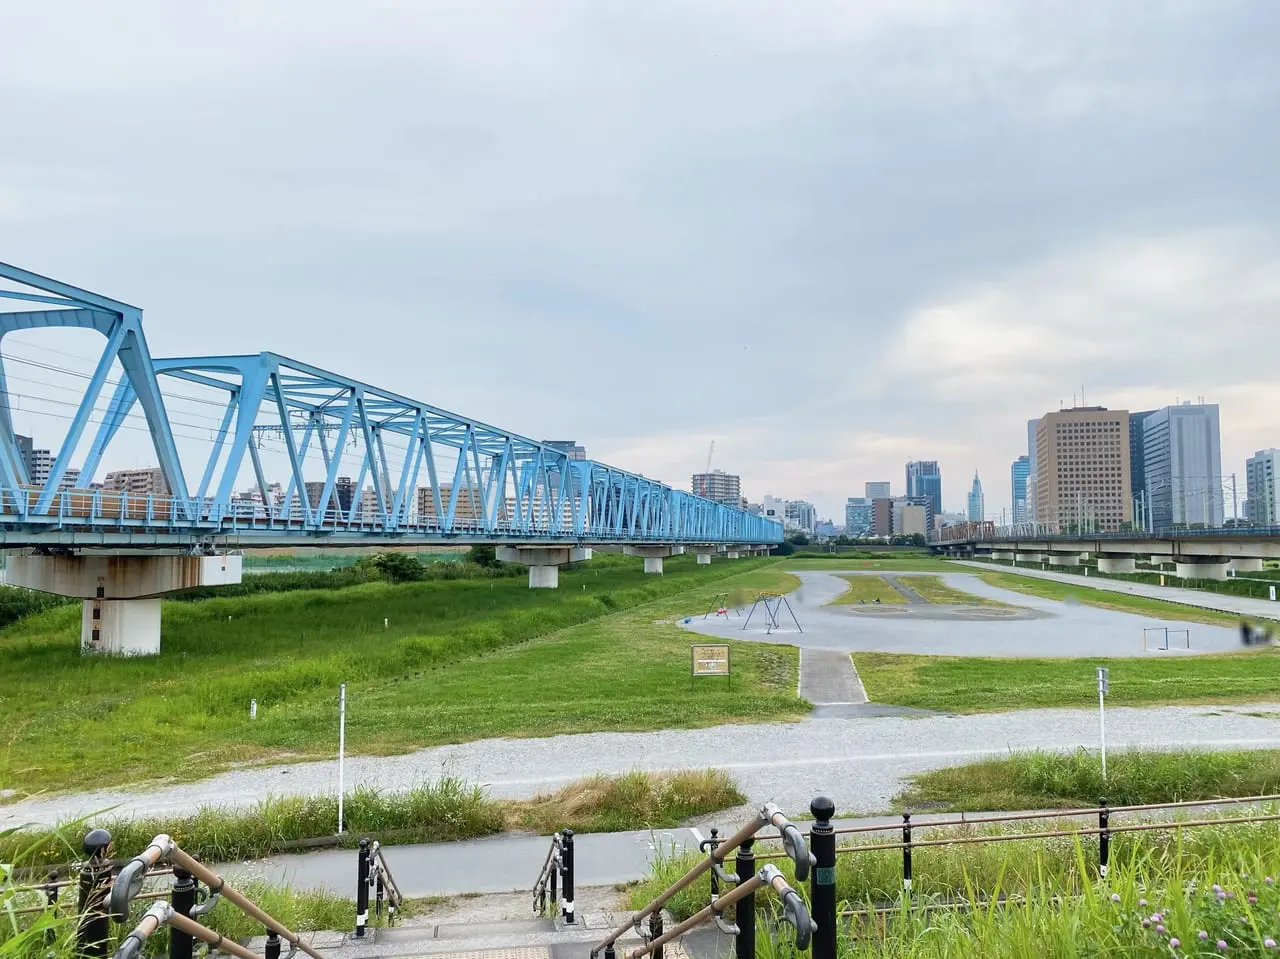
left=356, top=551, right=426, bottom=583
left=789, top=533, right=810, bottom=546
left=467, top=545, right=499, bottom=567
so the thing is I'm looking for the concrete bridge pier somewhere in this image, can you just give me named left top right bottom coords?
left=1174, top=557, right=1230, bottom=581
left=496, top=546, right=592, bottom=588
left=1015, top=552, right=1045, bottom=564
left=623, top=545, right=673, bottom=574
left=992, top=549, right=1016, bottom=562
left=7, top=552, right=243, bottom=655
left=694, top=548, right=715, bottom=565
left=1097, top=554, right=1136, bottom=574
left=1150, top=554, right=1173, bottom=568
left=1047, top=552, right=1083, bottom=567
left=1230, top=557, right=1265, bottom=573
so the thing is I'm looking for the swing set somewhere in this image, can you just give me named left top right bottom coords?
left=742, top=592, right=803, bottom=634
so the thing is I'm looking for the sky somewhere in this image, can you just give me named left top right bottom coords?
left=3, top=0, right=1279, bottom=521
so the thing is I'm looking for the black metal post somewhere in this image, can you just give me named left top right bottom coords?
left=561, top=829, right=575, bottom=924
left=265, top=931, right=281, bottom=959
left=810, top=797, right=837, bottom=959
left=44, top=869, right=60, bottom=946
left=356, top=838, right=370, bottom=938
left=76, top=829, right=112, bottom=959
left=650, top=912, right=664, bottom=959
left=1099, top=798, right=1110, bottom=879
left=902, top=812, right=913, bottom=895
left=169, top=868, right=197, bottom=959
left=375, top=872, right=384, bottom=919
left=735, top=838, right=755, bottom=959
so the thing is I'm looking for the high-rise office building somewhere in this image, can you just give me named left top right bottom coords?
left=28, top=448, right=52, bottom=487
left=871, top=498, right=894, bottom=536
left=1034, top=407, right=1132, bottom=531
left=1246, top=450, right=1279, bottom=526
left=1010, top=455, right=1030, bottom=523
left=1143, top=403, right=1223, bottom=528
left=865, top=481, right=891, bottom=500
left=893, top=501, right=929, bottom=537
left=1128, top=410, right=1156, bottom=504
left=844, top=497, right=873, bottom=537
left=692, top=470, right=742, bottom=506
left=905, top=461, right=942, bottom=518
left=543, top=440, right=587, bottom=460
left=967, top=472, right=985, bottom=522
left=785, top=500, right=817, bottom=534
left=1026, top=419, right=1039, bottom=523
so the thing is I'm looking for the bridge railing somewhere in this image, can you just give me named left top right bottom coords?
left=931, top=522, right=1280, bottom=545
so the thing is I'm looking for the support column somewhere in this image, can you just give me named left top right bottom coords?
left=1097, top=555, right=1136, bottom=574
left=623, top=545, right=674, bottom=575
left=496, top=546, right=592, bottom=588
left=8, top=553, right=243, bottom=656
left=694, top=549, right=714, bottom=565
left=992, top=550, right=1015, bottom=562
left=725, top=550, right=741, bottom=559
left=1150, top=554, right=1173, bottom=568
left=1229, top=557, right=1265, bottom=573
left=1174, top=557, right=1230, bottom=581
left=1014, top=552, right=1044, bottom=564
left=1048, top=552, right=1082, bottom=567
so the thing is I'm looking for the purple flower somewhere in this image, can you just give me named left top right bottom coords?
left=1266, top=939, right=1278, bottom=949
left=1214, top=885, right=1223, bottom=893
left=1266, top=877, right=1274, bottom=884
left=1249, top=896, right=1258, bottom=904
left=1152, top=914, right=1163, bottom=923
left=1170, top=939, right=1180, bottom=950
left=1111, top=893, right=1121, bottom=903
left=1218, top=941, right=1228, bottom=951
left=1218, top=891, right=1228, bottom=901
left=1200, top=931, right=1210, bottom=941
left=1143, top=920, right=1152, bottom=929
left=1157, top=924, right=1166, bottom=934
left=1140, top=898, right=1148, bottom=907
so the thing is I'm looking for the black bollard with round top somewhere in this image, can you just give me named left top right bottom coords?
left=809, top=797, right=837, bottom=959
left=77, top=829, right=113, bottom=959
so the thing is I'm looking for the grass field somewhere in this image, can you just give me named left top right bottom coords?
left=853, top=649, right=1280, bottom=713
left=0, top=556, right=804, bottom=797
left=908, top=574, right=1010, bottom=607
left=828, top=575, right=907, bottom=606
left=894, top=748, right=1280, bottom=811
left=978, top=569, right=1244, bottom=627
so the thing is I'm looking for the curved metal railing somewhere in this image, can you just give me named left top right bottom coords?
left=589, top=802, right=814, bottom=959
left=533, top=829, right=575, bottom=922
left=108, top=833, right=325, bottom=959
left=356, top=838, right=403, bottom=937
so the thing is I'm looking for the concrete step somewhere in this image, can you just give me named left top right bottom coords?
left=247, top=915, right=674, bottom=959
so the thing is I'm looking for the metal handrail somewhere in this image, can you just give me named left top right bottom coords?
left=589, top=802, right=812, bottom=959
left=622, top=865, right=813, bottom=959
left=368, top=841, right=403, bottom=922
left=532, top=831, right=564, bottom=916
left=109, top=834, right=324, bottom=959
left=113, top=901, right=259, bottom=959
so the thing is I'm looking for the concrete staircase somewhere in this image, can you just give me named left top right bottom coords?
left=248, top=908, right=706, bottom=959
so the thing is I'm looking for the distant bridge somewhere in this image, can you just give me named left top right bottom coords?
left=0, top=263, right=781, bottom=653
left=931, top=522, right=1280, bottom=577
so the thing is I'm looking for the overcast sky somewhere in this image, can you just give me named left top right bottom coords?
left=3, top=0, right=1279, bottom=521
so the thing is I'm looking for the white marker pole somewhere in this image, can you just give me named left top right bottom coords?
left=1097, top=667, right=1109, bottom=781
left=338, top=683, right=347, bottom=835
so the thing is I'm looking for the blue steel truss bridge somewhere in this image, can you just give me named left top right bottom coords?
left=0, top=263, right=781, bottom=653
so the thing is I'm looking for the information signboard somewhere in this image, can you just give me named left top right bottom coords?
left=691, top=644, right=731, bottom=684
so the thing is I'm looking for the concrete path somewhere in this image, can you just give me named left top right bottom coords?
left=212, top=806, right=1133, bottom=898
left=958, top=560, right=1280, bottom=621
left=797, top=648, right=867, bottom=705
left=681, top=570, right=1242, bottom=657
left=8, top=703, right=1280, bottom=830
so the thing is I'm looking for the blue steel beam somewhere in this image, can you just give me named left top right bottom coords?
left=0, top=265, right=782, bottom=546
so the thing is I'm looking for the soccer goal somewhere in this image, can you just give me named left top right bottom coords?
left=1143, top=627, right=1191, bottom=651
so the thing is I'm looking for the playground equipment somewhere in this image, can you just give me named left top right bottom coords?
left=742, top=592, right=803, bottom=634
left=1241, top=622, right=1278, bottom=647
left=703, top=593, right=741, bottom=620
left=1142, top=626, right=1191, bottom=651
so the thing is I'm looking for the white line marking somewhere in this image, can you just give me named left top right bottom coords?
left=689, top=827, right=705, bottom=845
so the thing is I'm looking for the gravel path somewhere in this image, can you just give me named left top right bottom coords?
left=7, top=703, right=1280, bottom=828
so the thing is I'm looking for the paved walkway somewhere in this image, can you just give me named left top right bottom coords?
left=797, top=648, right=867, bottom=705
left=7, top=703, right=1280, bottom=830
left=681, top=570, right=1241, bottom=657
left=958, top=561, right=1280, bottom=621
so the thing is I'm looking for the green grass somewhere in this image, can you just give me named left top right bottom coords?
left=0, top=556, right=804, bottom=797
left=1, top=770, right=744, bottom=866
left=853, top=649, right=1280, bottom=713
left=907, top=575, right=1011, bottom=608
left=894, top=748, right=1280, bottom=812
left=634, top=812, right=1280, bottom=923
left=828, top=575, right=907, bottom=606
left=978, top=570, right=1245, bottom=627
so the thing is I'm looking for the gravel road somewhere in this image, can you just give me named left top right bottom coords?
left=6, top=703, right=1280, bottom=828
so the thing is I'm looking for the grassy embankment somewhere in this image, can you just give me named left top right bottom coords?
left=784, top=556, right=957, bottom=572
left=828, top=575, right=907, bottom=606
left=894, top=748, right=1280, bottom=812
left=2, top=770, right=743, bottom=866
left=0, top=555, right=804, bottom=798
left=635, top=816, right=1280, bottom=955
